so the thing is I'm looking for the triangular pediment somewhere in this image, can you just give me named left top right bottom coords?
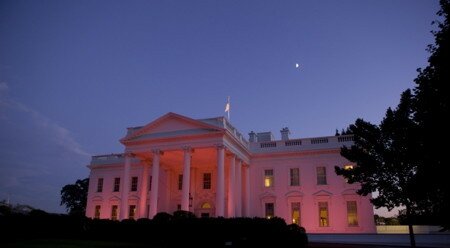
left=121, top=112, right=224, bottom=142
left=312, top=190, right=333, bottom=196
left=341, top=189, right=358, bottom=195
left=285, top=190, right=304, bottom=198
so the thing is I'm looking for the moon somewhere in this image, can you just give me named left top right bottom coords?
left=295, top=63, right=300, bottom=68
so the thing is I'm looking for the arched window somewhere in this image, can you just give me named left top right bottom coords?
left=201, top=202, right=211, bottom=209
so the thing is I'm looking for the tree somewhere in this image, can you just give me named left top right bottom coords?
left=413, top=0, right=450, bottom=230
left=60, top=178, right=89, bottom=216
left=335, top=90, right=420, bottom=247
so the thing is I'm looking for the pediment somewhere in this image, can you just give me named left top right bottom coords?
left=259, top=192, right=276, bottom=200
left=121, top=112, right=224, bottom=142
left=92, top=196, right=103, bottom=202
left=109, top=196, right=120, bottom=201
left=285, top=190, right=304, bottom=198
left=312, top=190, right=333, bottom=196
left=341, top=188, right=358, bottom=195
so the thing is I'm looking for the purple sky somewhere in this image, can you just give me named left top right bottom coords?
left=0, top=0, right=440, bottom=216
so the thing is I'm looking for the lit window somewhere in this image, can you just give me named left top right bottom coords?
left=129, top=205, right=136, bottom=220
left=347, top=201, right=358, bottom=227
left=290, top=168, right=300, bottom=186
left=317, top=167, right=327, bottom=185
left=178, top=174, right=183, bottom=190
left=131, top=177, right=138, bottom=191
left=264, top=169, right=274, bottom=187
left=113, top=178, right=120, bottom=192
left=111, top=205, right=118, bottom=220
left=94, top=205, right=101, bottom=219
left=201, top=202, right=211, bottom=209
left=319, top=202, right=329, bottom=227
left=291, top=202, right=301, bottom=225
left=97, top=178, right=104, bottom=192
left=344, top=165, right=354, bottom=170
left=203, top=173, right=211, bottom=189
left=265, top=202, right=275, bottom=219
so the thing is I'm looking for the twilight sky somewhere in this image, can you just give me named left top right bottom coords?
left=0, top=0, right=441, bottom=216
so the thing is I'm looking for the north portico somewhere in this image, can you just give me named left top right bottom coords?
left=86, top=112, right=377, bottom=233
left=88, top=112, right=252, bottom=219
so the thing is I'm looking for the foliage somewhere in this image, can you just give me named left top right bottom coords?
left=0, top=212, right=308, bottom=248
left=336, top=90, right=420, bottom=209
left=335, top=89, right=420, bottom=246
left=173, top=210, right=196, bottom=219
left=336, top=0, right=450, bottom=236
left=413, top=0, right=450, bottom=230
left=60, top=178, right=89, bottom=216
left=374, top=214, right=400, bottom=225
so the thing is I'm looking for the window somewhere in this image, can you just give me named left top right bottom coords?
left=94, top=205, right=101, bottom=219
left=178, top=174, right=183, bottom=190
left=129, top=205, right=136, bottom=220
left=111, top=205, right=118, bottom=220
left=291, top=202, right=301, bottom=225
left=318, top=202, right=329, bottom=227
left=131, top=177, right=138, bottom=191
left=265, top=202, right=275, bottom=219
left=317, top=167, right=327, bottom=185
left=344, top=165, right=354, bottom=170
left=97, top=178, right=104, bottom=192
left=113, top=178, right=120, bottom=192
left=344, top=165, right=354, bottom=183
left=347, top=201, right=358, bottom=227
left=264, top=169, right=274, bottom=187
left=201, top=202, right=212, bottom=209
left=177, top=204, right=181, bottom=211
left=290, top=168, right=300, bottom=186
left=149, top=176, right=152, bottom=191
left=203, top=173, right=211, bottom=189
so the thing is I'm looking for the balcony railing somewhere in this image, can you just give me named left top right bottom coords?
left=250, top=135, right=354, bottom=153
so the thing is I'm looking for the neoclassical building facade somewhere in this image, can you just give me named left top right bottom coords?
left=86, top=112, right=376, bottom=233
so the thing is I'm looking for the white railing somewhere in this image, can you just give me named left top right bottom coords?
left=91, top=153, right=125, bottom=165
left=223, top=118, right=249, bottom=147
left=250, top=135, right=354, bottom=153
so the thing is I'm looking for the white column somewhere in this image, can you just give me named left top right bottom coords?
left=149, top=149, right=161, bottom=218
left=235, top=159, right=242, bottom=217
left=181, top=147, right=192, bottom=211
left=119, top=153, right=132, bottom=220
left=138, top=162, right=149, bottom=218
left=245, top=164, right=251, bottom=217
left=216, top=145, right=225, bottom=217
left=227, top=155, right=236, bottom=217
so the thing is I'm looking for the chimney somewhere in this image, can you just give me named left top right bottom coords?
left=281, top=127, right=290, bottom=141
left=249, top=131, right=257, bottom=142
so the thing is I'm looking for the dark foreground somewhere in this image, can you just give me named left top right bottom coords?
left=3, top=239, right=434, bottom=248
left=309, top=243, right=439, bottom=248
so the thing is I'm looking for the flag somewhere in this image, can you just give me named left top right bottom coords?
left=224, top=96, right=230, bottom=120
left=225, top=97, right=230, bottom=112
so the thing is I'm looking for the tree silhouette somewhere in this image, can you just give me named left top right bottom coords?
left=60, top=178, right=89, bottom=216
left=413, top=0, right=450, bottom=230
left=336, top=90, right=420, bottom=247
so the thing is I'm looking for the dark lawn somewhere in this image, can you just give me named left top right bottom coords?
left=2, top=239, right=152, bottom=248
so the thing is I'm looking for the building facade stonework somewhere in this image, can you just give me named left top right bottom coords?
left=86, top=112, right=376, bottom=233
